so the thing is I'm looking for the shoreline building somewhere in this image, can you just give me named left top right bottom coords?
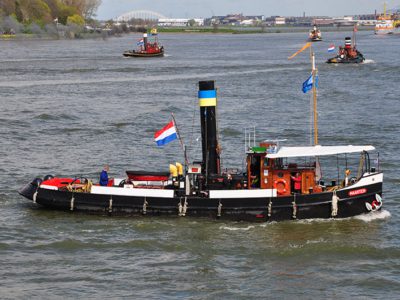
left=158, top=18, right=204, bottom=27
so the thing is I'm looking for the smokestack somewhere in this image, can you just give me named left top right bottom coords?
left=143, top=33, right=148, bottom=50
left=345, top=36, right=352, bottom=48
left=198, top=80, right=220, bottom=178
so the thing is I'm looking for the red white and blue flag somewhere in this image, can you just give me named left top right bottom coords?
left=328, top=44, right=335, bottom=53
left=154, top=121, right=178, bottom=146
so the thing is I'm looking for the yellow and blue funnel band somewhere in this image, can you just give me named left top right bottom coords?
left=198, top=90, right=217, bottom=107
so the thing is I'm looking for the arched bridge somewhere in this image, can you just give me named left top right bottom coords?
left=115, top=10, right=167, bottom=22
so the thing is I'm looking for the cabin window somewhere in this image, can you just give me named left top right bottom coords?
left=264, top=158, right=269, bottom=167
left=275, top=158, right=283, bottom=168
left=250, top=156, right=261, bottom=188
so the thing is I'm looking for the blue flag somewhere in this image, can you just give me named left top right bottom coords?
left=302, top=74, right=318, bottom=93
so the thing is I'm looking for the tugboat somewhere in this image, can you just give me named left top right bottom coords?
left=19, top=76, right=383, bottom=221
left=309, top=25, right=322, bottom=42
left=123, top=29, right=164, bottom=58
left=326, top=36, right=365, bottom=64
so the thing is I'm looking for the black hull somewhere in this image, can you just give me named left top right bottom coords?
left=326, top=54, right=365, bottom=64
left=123, top=50, right=164, bottom=57
left=19, top=179, right=383, bottom=222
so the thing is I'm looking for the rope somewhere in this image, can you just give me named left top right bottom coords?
left=357, top=153, right=365, bottom=179
left=268, top=199, right=272, bottom=217
left=109, top=197, right=113, bottom=213
left=292, top=194, right=297, bottom=219
left=182, top=197, right=188, bottom=216
left=178, top=199, right=183, bottom=216
left=70, top=196, right=74, bottom=211
left=33, top=190, right=38, bottom=204
left=84, top=180, right=92, bottom=193
left=331, top=190, right=339, bottom=217
left=143, top=198, right=148, bottom=215
left=188, top=92, right=198, bottom=150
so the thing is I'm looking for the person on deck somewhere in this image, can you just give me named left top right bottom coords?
left=99, top=165, right=109, bottom=186
left=345, top=169, right=351, bottom=186
left=291, top=172, right=302, bottom=194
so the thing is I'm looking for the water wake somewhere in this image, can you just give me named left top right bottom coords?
left=354, top=209, right=391, bottom=222
left=219, top=225, right=255, bottom=231
left=363, top=59, right=375, bottom=64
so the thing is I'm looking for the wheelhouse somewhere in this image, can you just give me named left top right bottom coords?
left=246, top=141, right=378, bottom=196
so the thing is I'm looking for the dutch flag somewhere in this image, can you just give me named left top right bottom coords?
left=154, top=121, right=178, bottom=146
left=137, top=39, right=144, bottom=46
left=328, top=44, right=335, bottom=53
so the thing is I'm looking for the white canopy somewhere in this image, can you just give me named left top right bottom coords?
left=266, top=145, right=375, bottom=159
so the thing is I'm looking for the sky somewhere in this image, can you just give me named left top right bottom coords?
left=96, top=0, right=398, bottom=20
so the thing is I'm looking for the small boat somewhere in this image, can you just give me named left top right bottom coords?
left=19, top=57, right=383, bottom=221
left=123, top=48, right=164, bottom=57
left=1, top=30, right=16, bottom=39
left=123, top=29, right=164, bottom=58
left=326, top=36, right=365, bottom=64
left=309, top=25, right=322, bottom=42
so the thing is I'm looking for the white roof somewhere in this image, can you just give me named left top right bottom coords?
left=266, top=145, right=375, bottom=158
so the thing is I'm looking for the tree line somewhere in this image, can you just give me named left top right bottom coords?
left=0, top=0, right=101, bottom=27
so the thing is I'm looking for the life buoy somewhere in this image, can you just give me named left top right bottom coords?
left=371, top=200, right=379, bottom=210
left=274, top=178, right=288, bottom=195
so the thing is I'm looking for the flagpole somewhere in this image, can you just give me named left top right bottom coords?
left=171, top=113, right=189, bottom=166
left=288, top=42, right=318, bottom=145
left=311, top=49, right=318, bottom=146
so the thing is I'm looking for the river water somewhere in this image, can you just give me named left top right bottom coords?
left=0, top=31, right=399, bottom=298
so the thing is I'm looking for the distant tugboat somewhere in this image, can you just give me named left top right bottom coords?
left=309, top=25, right=322, bottom=42
left=375, top=2, right=398, bottom=35
left=326, top=36, right=365, bottom=64
left=123, top=29, right=164, bottom=58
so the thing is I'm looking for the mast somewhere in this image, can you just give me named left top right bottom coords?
left=310, top=47, right=321, bottom=181
left=171, top=113, right=189, bottom=166
left=310, top=49, right=318, bottom=145
left=384, top=2, right=387, bottom=19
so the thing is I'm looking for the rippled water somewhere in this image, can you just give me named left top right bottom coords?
left=1, top=32, right=400, bottom=298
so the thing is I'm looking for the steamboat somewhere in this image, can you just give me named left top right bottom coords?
left=19, top=77, right=383, bottom=222
left=123, top=30, right=164, bottom=58
left=326, top=36, right=365, bottom=64
left=309, top=25, right=322, bottom=42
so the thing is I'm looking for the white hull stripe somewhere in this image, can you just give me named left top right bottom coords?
left=209, top=189, right=277, bottom=199
left=90, top=186, right=174, bottom=198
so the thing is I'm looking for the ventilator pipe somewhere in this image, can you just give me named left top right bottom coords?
left=176, top=162, right=183, bottom=176
left=169, top=164, right=178, bottom=178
